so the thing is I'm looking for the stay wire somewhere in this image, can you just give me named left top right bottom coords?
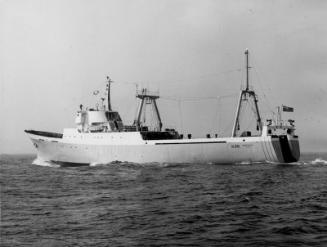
left=250, top=57, right=276, bottom=115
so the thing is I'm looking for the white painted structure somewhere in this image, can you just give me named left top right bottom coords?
left=25, top=51, right=300, bottom=165
left=26, top=127, right=299, bottom=165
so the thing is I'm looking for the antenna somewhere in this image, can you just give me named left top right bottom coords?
left=106, top=76, right=114, bottom=111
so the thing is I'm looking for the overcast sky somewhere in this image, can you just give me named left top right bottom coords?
left=1, top=0, right=326, bottom=154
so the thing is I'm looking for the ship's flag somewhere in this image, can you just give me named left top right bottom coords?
left=282, top=105, right=294, bottom=112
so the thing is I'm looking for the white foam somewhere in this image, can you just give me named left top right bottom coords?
left=32, top=158, right=60, bottom=168
left=90, top=162, right=106, bottom=167
left=236, top=161, right=252, bottom=165
left=288, top=161, right=305, bottom=165
left=310, top=158, right=327, bottom=165
left=157, top=162, right=170, bottom=167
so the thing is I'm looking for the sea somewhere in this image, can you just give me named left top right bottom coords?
left=1, top=153, right=327, bottom=247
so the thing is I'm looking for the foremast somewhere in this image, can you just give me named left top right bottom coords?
left=231, top=49, right=262, bottom=137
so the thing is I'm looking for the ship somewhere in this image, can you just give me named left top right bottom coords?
left=25, top=50, right=300, bottom=165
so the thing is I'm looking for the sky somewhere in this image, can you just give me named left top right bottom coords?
left=1, top=0, right=327, bottom=154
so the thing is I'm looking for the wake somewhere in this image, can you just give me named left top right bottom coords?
left=32, top=158, right=60, bottom=168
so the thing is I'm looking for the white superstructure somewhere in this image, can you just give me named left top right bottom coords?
left=25, top=50, right=300, bottom=165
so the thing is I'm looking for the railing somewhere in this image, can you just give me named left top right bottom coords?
left=123, top=125, right=137, bottom=132
left=136, top=88, right=159, bottom=97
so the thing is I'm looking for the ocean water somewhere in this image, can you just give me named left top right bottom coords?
left=1, top=153, right=327, bottom=247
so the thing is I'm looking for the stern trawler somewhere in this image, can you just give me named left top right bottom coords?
left=25, top=50, right=300, bottom=165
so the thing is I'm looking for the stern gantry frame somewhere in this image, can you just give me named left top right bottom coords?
left=231, top=49, right=263, bottom=137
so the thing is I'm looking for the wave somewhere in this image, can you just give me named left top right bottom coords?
left=30, top=157, right=327, bottom=168
left=32, top=158, right=60, bottom=168
left=90, top=162, right=108, bottom=167
left=237, top=161, right=252, bottom=165
left=90, top=161, right=144, bottom=167
left=310, top=158, right=327, bottom=165
left=289, top=158, right=327, bottom=166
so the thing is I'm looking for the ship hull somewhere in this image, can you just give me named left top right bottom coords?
left=26, top=131, right=300, bottom=165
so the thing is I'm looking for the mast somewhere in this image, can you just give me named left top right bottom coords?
left=106, top=76, right=113, bottom=111
left=231, top=49, right=262, bottom=137
left=245, top=49, right=249, bottom=91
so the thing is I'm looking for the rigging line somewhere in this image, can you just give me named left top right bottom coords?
left=160, top=93, right=238, bottom=102
left=151, top=68, right=243, bottom=85
left=253, top=67, right=275, bottom=114
left=239, top=102, right=255, bottom=132
left=183, top=68, right=243, bottom=81
left=161, top=97, right=217, bottom=101
left=250, top=103, right=258, bottom=117
left=178, top=98, right=184, bottom=133
left=210, top=94, right=236, bottom=134
left=211, top=97, right=221, bottom=134
left=116, top=80, right=139, bottom=86
left=242, top=101, right=255, bottom=129
left=222, top=117, right=235, bottom=136
left=218, top=99, right=222, bottom=136
left=251, top=57, right=276, bottom=114
left=112, top=68, right=242, bottom=89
